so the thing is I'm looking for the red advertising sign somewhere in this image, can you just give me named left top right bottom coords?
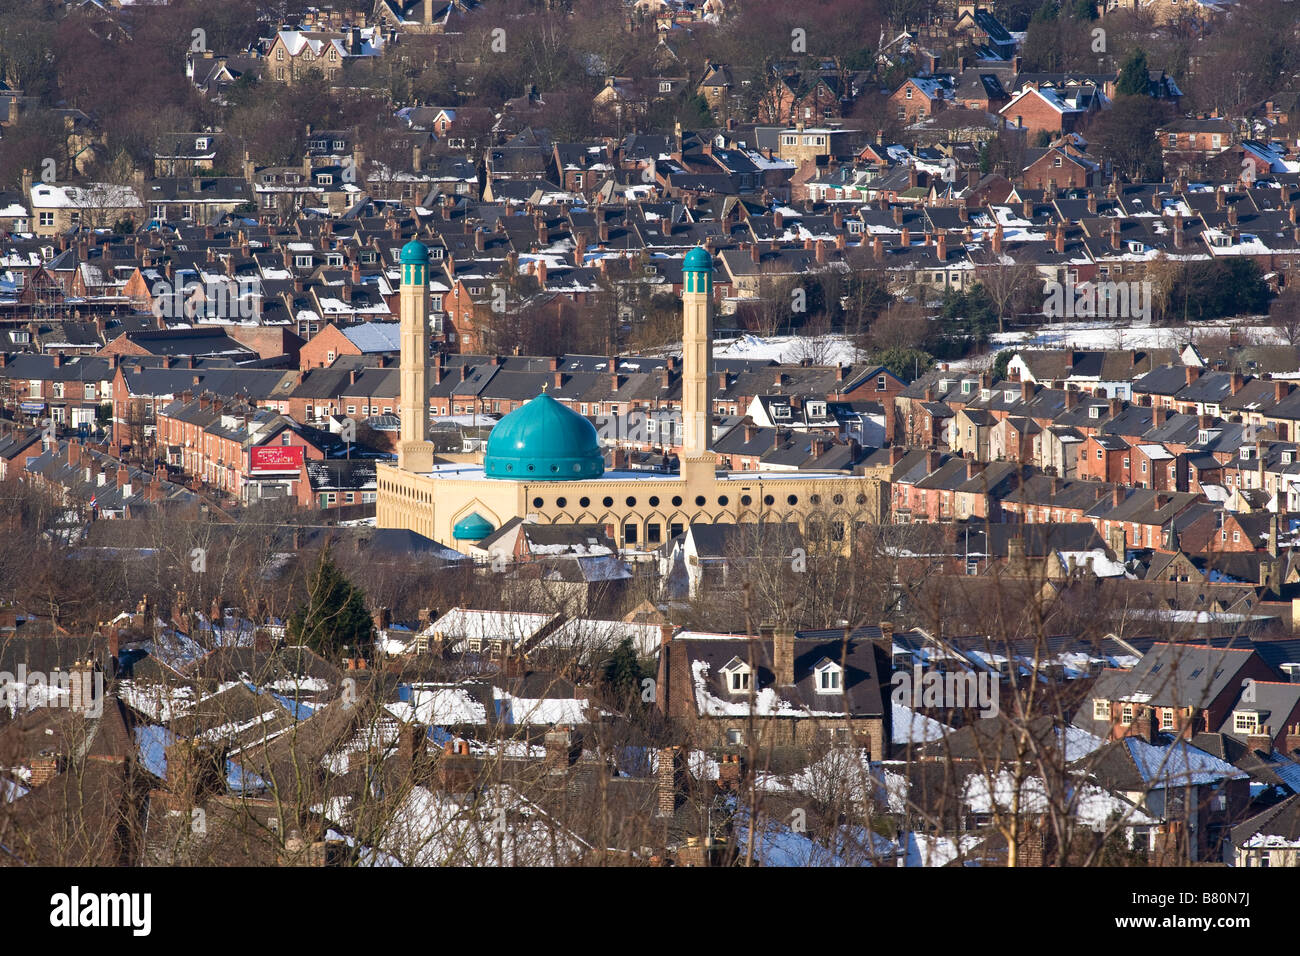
left=250, top=445, right=305, bottom=475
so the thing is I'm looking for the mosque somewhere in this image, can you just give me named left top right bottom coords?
left=375, top=241, right=886, bottom=550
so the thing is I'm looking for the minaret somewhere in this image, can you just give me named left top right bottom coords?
left=398, top=240, right=435, bottom=473
left=680, top=246, right=714, bottom=485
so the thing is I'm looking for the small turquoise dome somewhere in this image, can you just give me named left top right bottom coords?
left=683, top=246, right=713, bottom=272
left=452, top=512, right=495, bottom=540
left=400, top=240, right=430, bottom=264
left=484, top=392, right=605, bottom=481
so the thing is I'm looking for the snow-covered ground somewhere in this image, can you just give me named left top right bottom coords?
left=946, top=318, right=1288, bottom=370
left=712, top=333, right=861, bottom=366
left=698, top=317, right=1287, bottom=374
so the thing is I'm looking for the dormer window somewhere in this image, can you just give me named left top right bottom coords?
left=814, top=659, right=843, bottom=693
left=721, top=657, right=752, bottom=694
left=1233, top=711, right=1261, bottom=734
left=1093, top=698, right=1110, bottom=720
left=1089, top=406, right=1101, bottom=419
left=1004, top=389, right=1016, bottom=402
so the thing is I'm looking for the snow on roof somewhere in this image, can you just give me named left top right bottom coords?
left=380, top=784, right=589, bottom=865
left=30, top=182, right=140, bottom=209
left=691, top=659, right=842, bottom=717
left=341, top=321, right=401, bottom=352
left=422, top=607, right=553, bottom=646
left=1122, top=738, right=1248, bottom=787
left=892, top=701, right=951, bottom=744
left=962, top=770, right=1158, bottom=829
left=1057, top=548, right=1128, bottom=578
left=388, top=685, right=487, bottom=725
left=539, top=618, right=663, bottom=657
left=494, top=691, right=593, bottom=725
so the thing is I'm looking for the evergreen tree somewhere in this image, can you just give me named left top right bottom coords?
left=991, top=349, right=1013, bottom=383
left=603, top=638, right=643, bottom=708
left=870, top=346, right=934, bottom=381
left=288, top=549, right=373, bottom=659
left=1116, top=48, right=1150, bottom=96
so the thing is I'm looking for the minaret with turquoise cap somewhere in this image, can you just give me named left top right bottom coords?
left=398, top=239, right=434, bottom=473
left=680, top=245, right=714, bottom=484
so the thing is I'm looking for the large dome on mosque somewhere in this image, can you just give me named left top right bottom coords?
left=483, top=391, right=605, bottom=481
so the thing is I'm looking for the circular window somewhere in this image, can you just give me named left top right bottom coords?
left=572, top=463, right=581, bottom=473
left=556, top=497, right=567, bottom=508
left=741, top=494, right=752, bottom=506
left=833, top=494, right=843, bottom=505
left=787, top=494, right=798, bottom=506
left=551, top=464, right=559, bottom=472
left=695, top=495, right=706, bottom=506
left=579, top=496, right=590, bottom=508
left=856, top=493, right=867, bottom=505
left=527, top=464, right=535, bottom=472
left=603, top=496, right=614, bottom=507
left=532, top=497, right=543, bottom=508
left=717, top=495, right=729, bottom=506
left=649, top=495, right=659, bottom=507
left=672, top=495, right=683, bottom=507
left=810, top=494, right=821, bottom=505
left=626, top=496, right=637, bottom=507
left=764, top=494, right=775, bottom=506
left=506, top=464, right=513, bottom=472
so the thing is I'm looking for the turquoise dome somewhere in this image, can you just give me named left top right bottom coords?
left=484, top=392, right=605, bottom=481
left=400, top=240, right=430, bottom=264
left=683, top=246, right=713, bottom=272
left=452, top=512, right=495, bottom=540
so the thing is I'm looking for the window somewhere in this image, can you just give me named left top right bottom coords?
left=1121, top=703, right=1134, bottom=724
left=39, top=212, right=54, bottom=227
left=1093, top=699, right=1110, bottom=720
left=1096, top=449, right=1103, bottom=460
left=659, top=80, right=672, bottom=93
left=815, top=660, right=843, bottom=693
left=1234, top=711, right=1258, bottom=733
left=877, top=375, right=887, bottom=391
left=1160, top=709, right=1175, bottom=730
left=721, top=658, right=752, bottom=693
left=726, top=729, right=744, bottom=745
